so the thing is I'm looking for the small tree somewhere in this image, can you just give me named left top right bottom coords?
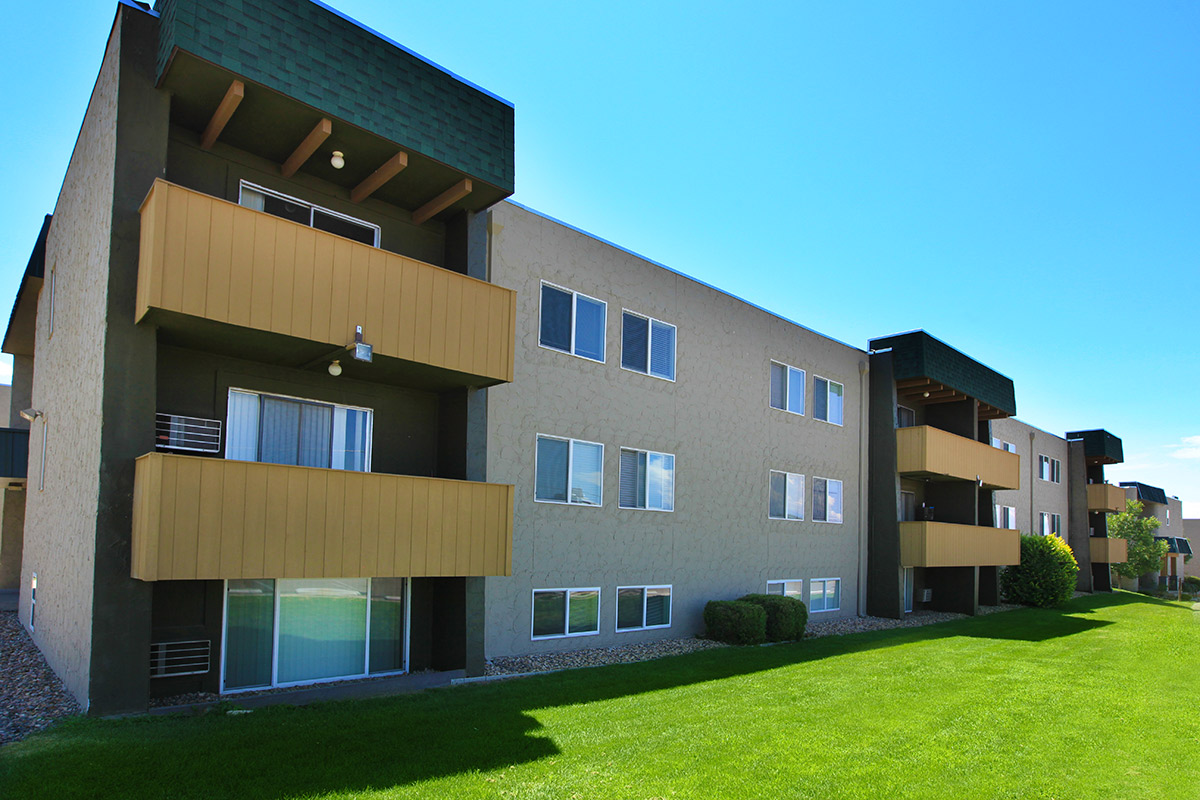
left=1109, top=499, right=1167, bottom=581
left=1001, top=534, right=1079, bottom=607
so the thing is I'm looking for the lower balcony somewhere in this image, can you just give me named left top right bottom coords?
left=1087, top=483, right=1125, bottom=514
left=900, top=521, right=1020, bottom=568
left=131, top=452, right=513, bottom=581
left=1089, top=537, right=1127, bottom=564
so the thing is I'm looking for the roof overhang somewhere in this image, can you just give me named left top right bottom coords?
left=3, top=215, right=51, bottom=357
left=870, top=330, right=1017, bottom=420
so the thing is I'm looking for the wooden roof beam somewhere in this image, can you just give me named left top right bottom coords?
left=351, top=152, right=409, bottom=203
left=281, top=118, right=332, bottom=178
left=896, top=377, right=934, bottom=389
left=412, top=179, right=473, bottom=225
left=200, top=80, right=244, bottom=150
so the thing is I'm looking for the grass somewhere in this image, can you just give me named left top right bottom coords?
left=2, top=591, right=1197, bottom=799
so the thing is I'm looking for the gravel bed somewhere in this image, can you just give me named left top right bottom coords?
left=485, top=638, right=728, bottom=676
left=805, top=604, right=1021, bottom=638
left=0, top=612, right=81, bottom=745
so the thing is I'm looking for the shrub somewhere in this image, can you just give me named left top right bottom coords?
left=1001, top=534, right=1079, bottom=607
left=738, top=594, right=808, bottom=641
left=1182, top=576, right=1200, bottom=593
left=703, top=600, right=767, bottom=645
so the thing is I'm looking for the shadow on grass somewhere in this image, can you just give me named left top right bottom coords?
left=0, top=591, right=1161, bottom=800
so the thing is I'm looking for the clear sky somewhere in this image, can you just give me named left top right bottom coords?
left=1, top=1, right=1197, bottom=512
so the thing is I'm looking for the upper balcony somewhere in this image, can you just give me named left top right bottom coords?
left=136, top=180, right=515, bottom=388
left=899, top=521, right=1020, bottom=568
left=130, top=452, right=513, bottom=582
left=1087, top=483, right=1125, bottom=514
left=896, top=425, right=1020, bottom=490
left=1089, top=537, right=1127, bottom=564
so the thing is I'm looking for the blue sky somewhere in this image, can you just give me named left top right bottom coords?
left=1, top=1, right=1197, bottom=512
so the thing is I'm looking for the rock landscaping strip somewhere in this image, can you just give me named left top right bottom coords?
left=0, top=612, right=81, bottom=746
left=485, top=638, right=728, bottom=676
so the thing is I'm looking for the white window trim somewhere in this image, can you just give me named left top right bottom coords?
left=1003, top=441, right=1017, bottom=453
left=538, top=281, right=607, bottom=363
left=996, top=505, right=1017, bottom=530
left=620, top=309, right=677, bottom=382
left=767, top=578, right=804, bottom=598
left=29, top=572, right=36, bottom=632
left=768, top=469, right=805, bottom=521
left=238, top=180, right=381, bottom=246
left=219, top=577, right=410, bottom=695
left=226, top=387, right=375, bottom=472
left=534, top=434, right=605, bottom=507
left=618, top=447, right=675, bottom=512
left=615, top=584, right=673, bottom=632
left=811, top=475, right=844, bottom=524
left=531, top=587, right=602, bottom=640
left=769, top=361, right=806, bottom=416
left=813, top=375, right=845, bottom=426
left=809, top=577, right=841, bottom=613
left=1038, top=454, right=1061, bottom=484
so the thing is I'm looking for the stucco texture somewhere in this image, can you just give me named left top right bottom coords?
left=991, top=417, right=1069, bottom=536
left=17, top=19, right=120, bottom=709
left=484, top=203, right=868, bottom=658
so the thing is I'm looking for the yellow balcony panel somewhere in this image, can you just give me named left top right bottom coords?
left=896, top=425, right=1020, bottom=490
left=1087, top=483, right=1125, bottom=514
left=136, top=179, right=515, bottom=386
left=131, top=452, right=513, bottom=582
left=1090, top=537, right=1127, bottom=564
left=900, top=521, right=1020, bottom=568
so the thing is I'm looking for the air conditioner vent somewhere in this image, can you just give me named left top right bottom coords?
left=156, top=413, right=222, bottom=453
left=150, top=639, right=211, bottom=678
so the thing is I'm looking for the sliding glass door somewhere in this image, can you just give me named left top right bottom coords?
left=226, top=389, right=372, bottom=472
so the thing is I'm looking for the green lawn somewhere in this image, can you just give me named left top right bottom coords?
left=2, top=592, right=1197, bottom=799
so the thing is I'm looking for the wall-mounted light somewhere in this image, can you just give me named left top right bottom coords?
left=353, top=325, right=373, bottom=362
left=328, top=360, right=343, bottom=377
left=330, top=150, right=345, bottom=170
left=19, top=408, right=43, bottom=422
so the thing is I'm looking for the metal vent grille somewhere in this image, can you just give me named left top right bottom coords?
left=156, top=413, right=222, bottom=453
left=150, top=639, right=211, bottom=678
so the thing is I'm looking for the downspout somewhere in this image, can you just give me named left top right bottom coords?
left=1029, top=430, right=1036, bottom=534
left=857, top=359, right=869, bottom=617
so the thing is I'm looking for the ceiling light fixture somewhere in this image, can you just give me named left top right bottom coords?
left=330, top=150, right=345, bottom=169
left=19, top=408, right=43, bottom=422
left=328, top=360, right=343, bottom=377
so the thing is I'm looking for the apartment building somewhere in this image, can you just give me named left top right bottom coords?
left=1120, top=482, right=1191, bottom=591
left=3, top=0, right=518, bottom=714
left=482, top=204, right=868, bottom=654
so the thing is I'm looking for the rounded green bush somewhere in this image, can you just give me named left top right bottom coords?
left=738, top=594, right=808, bottom=641
left=1182, top=576, right=1200, bottom=593
left=703, top=600, right=767, bottom=645
left=1001, top=534, right=1079, bottom=607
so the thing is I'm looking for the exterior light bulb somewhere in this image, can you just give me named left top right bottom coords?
left=328, top=359, right=342, bottom=377
left=330, top=150, right=345, bottom=169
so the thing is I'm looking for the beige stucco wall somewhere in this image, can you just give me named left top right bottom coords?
left=484, top=203, right=868, bottom=657
left=8, top=356, right=34, bottom=429
left=17, top=21, right=120, bottom=709
left=990, top=418, right=1068, bottom=536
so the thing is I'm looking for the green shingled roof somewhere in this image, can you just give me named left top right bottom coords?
left=1121, top=482, right=1169, bottom=506
left=154, top=0, right=514, bottom=192
left=1065, top=429, right=1124, bottom=465
left=868, top=331, right=1017, bottom=416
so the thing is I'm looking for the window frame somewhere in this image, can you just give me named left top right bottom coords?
left=618, top=447, right=675, bottom=512
left=813, top=375, right=845, bottom=426
left=534, top=434, right=605, bottom=507
left=1039, top=512, right=1063, bottom=536
left=897, top=405, right=915, bottom=428
left=1038, top=454, right=1061, bottom=483
left=768, top=469, right=805, bottom=521
left=769, top=361, right=806, bottom=416
left=615, top=584, right=673, bottom=632
left=767, top=579, right=804, bottom=599
left=531, top=587, right=602, bottom=640
left=995, top=504, right=1017, bottom=530
left=238, top=180, right=380, bottom=247
left=225, top=387, right=375, bottom=472
left=811, top=476, right=844, bottom=524
left=538, top=281, right=608, bottom=363
left=809, top=578, right=841, bottom=613
left=620, top=309, right=677, bottom=382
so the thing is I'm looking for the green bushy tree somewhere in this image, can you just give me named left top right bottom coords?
left=1109, top=499, right=1166, bottom=580
left=1001, top=534, right=1079, bottom=607
left=703, top=600, right=766, bottom=645
left=738, top=594, right=808, bottom=641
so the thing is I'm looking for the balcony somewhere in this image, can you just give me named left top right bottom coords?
left=1089, top=537, right=1127, bottom=564
left=896, top=425, right=1020, bottom=490
left=131, top=452, right=513, bottom=582
left=1087, top=483, right=1125, bottom=514
left=136, top=180, right=515, bottom=387
left=0, top=428, right=29, bottom=484
left=899, top=521, right=1020, bottom=568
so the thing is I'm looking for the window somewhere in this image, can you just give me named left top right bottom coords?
left=767, top=579, right=803, bottom=599
left=900, top=490, right=917, bottom=522
left=532, top=588, right=600, bottom=639
left=535, top=435, right=603, bottom=505
left=812, top=477, right=844, bottom=523
left=1003, top=441, right=1017, bottom=453
left=769, top=470, right=805, bottom=520
left=619, top=448, right=674, bottom=511
left=239, top=181, right=379, bottom=246
left=1166, top=509, right=1171, bottom=527
left=995, top=505, right=1017, bottom=530
left=770, top=362, right=805, bottom=415
left=539, top=283, right=606, bottom=362
left=814, top=377, right=844, bottom=425
left=621, top=312, right=675, bottom=380
left=897, top=405, right=915, bottom=428
left=809, top=578, right=841, bottom=612
left=616, top=585, right=671, bottom=631
left=1038, top=455, right=1061, bottom=483
left=223, top=577, right=407, bottom=692
left=226, top=390, right=372, bottom=471
left=903, top=568, right=914, bottom=613
left=1039, top=513, right=1062, bottom=536
left=29, top=573, right=36, bottom=631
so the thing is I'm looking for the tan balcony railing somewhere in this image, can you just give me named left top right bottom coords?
left=1087, top=483, right=1125, bottom=514
left=899, top=521, right=1020, bottom=567
left=1089, top=537, right=1127, bottom=564
left=896, top=426, right=1020, bottom=490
